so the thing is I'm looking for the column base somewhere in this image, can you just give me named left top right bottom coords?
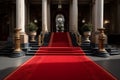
left=10, top=51, right=25, bottom=58
left=93, top=49, right=110, bottom=57
left=20, top=33, right=29, bottom=52
left=92, top=43, right=110, bottom=57
left=97, top=50, right=110, bottom=57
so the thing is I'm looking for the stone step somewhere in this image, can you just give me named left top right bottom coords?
left=29, top=43, right=38, bottom=46
left=27, top=50, right=37, bottom=54
left=26, top=52, right=85, bottom=55
left=36, top=50, right=83, bottom=53
left=109, top=49, right=120, bottom=55
left=82, top=49, right=93, bottom=55
left=0, top=48, right=13, bottom=55
left=30, top=47, right=39, bottom=50
left=30, top=45, right=41, bottom=47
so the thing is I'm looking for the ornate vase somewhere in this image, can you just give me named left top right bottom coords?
left=83, top=31, right=91, bottom=43
left=30, top=31, right=36, bottom=42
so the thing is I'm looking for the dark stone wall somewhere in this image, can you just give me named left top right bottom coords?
left=108, top=34, right=120, bottom=44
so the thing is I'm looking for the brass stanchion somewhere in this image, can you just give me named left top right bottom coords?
left=41, top=32, right=45, bottom=45
left=97, top=28, right=110, bottom=57
left=75, top=33, right=81, bottom=46
left=38, top=34, right=42, bottom=46
left=11, top=28, right=25, bottom=58
left=78, top=34, right=81, bottom=46
left=75, top=33, right=78, bottom=43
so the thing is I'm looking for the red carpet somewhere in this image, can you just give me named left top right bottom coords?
left=36, top=32, right=83, bottom=55
left=48, top=32, right=72, bottom=47
left=5, top=32, right=117, bottom=80
left=36, top=47, right=84, bottom=55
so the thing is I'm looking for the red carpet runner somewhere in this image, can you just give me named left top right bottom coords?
left=49, top=32, right=72, bottom=47
left=36, top=32, right=84, bottom=55
left=5, top=32, right=116, bottom=80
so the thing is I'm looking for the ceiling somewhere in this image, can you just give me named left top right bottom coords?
left=0, top=0, right=116, bottom=4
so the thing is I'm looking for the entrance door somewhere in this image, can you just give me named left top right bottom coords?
left=51, top=4, right=69, bottom=32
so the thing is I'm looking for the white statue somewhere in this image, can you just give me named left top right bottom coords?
left=56, top=14, right=65, bottom=32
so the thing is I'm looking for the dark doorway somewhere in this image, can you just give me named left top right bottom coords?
left=30, top=4, right=42, bottom=35
left=78, top=4, right=90, bottom=35
left=51, top=4, right=69, bottom=32
left=0, top=13, right=10, bottom=41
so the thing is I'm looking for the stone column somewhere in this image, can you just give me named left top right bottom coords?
left=69, top=0, right=78, bottom=33
left=95, top=0, right=104, bottom=30
left=16, top=0, right=28, bottom=49
left=93, top=0, right=109, bottom=57
left=92, top=0, right=104, bottom=44
left=42, top=0, right=48, bottom=32
left=11, top=0, right=27, bottom=57
left=72, top=0, right=78, bottom=32
left=16, top=0, right=25, bottom=32
left=93, top=0, right=100, bottom=32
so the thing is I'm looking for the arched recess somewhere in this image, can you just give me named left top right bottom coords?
left=51, top=4, right=69, bottom=32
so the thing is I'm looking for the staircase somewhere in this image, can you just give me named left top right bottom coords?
left=70, top=33, right=120, bottom=56
left=70, top=33, right=92, bottom=55
left=26, top=32, right=51, bottom=55
left=105, top=45, right=120, bottom=55
left=0, top=41, right=13, bottom=55
left=26, top=42, right=39, bottom=55
left=27, top=32, right=85, bottom=55
left=91, top=44, right=120, bottom=55
left=0, top=32, right=119, bottom=56
left=80, top=42, right=93, bottom=55
left=35, top=47, right=84, bottom=55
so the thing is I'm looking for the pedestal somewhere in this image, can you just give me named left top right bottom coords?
left=11, top=28, right=25, bottom=58
left=38, top=35, right=42, bottom=46
left=97, top=28, right=110, bottom=57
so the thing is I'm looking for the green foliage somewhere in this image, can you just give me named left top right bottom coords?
left=27, top=22, right=38, bottom=32
left=81, top=23, right=93, bottom=32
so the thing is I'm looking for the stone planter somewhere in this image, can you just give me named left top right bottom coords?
left=29, top=31, right=36, bottom=42
left=83, top=31, right=91, bottom=43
